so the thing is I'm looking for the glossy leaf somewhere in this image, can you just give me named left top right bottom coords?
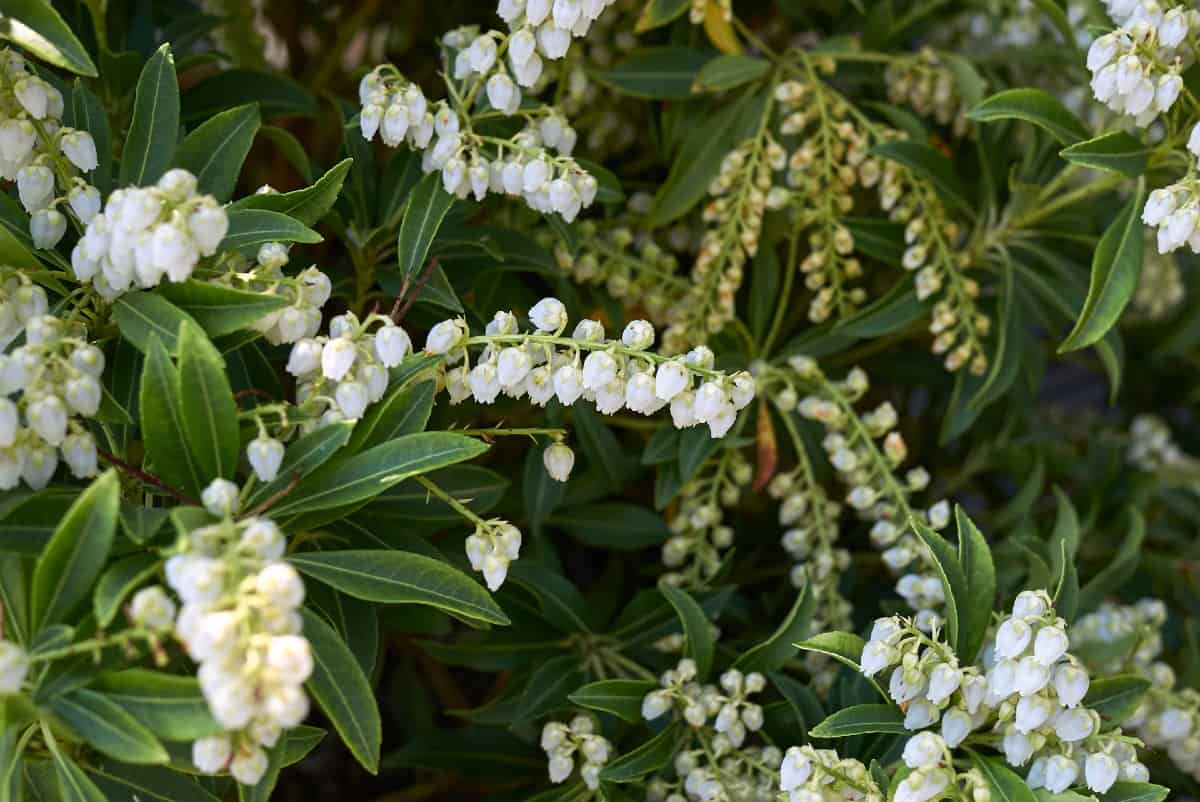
left=397, top=172, right=455, bottom=279
left=120, top=44, right=180, bottom=186
left=659, top=582, right=715, bottom=680
left=302, top=609, right=382, bottom=774
left=568, top=680, right=657, bottom=723
left=809, top=705, right=906, bottom=737
left=49, top=689, right=169, bottom=764
left=139, top=336, right=206, bottom=497
left=177, top=322, right=239, bottom=481
left=1060, top=131, right=1151, bottom=177
left=0, top=0, right=97, bottom=76
left=967, top=88, right=1088, bottom=145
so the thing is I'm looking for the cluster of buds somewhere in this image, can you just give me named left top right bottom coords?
left=664, top=133, right=785, bottom=350
left=774, top=76, right=880, bottom=323
left=0, top=282, right=103, bottom=488
left=689, top=0, right=731, bottom=23
left=885, top=49, right=969, bottom=135
left=286, top=312, right=413, bottom=426
left=774, top=357, right=949, bottom=628
left=1142, top=125, right=1200, bottom=254
left=662, top=450, right=751, bottom=587
left=642, top=661, right=780, bottom=802
left=552, top=223, right=690, bottom=342
left=164, top=479, right=312, bottom=786
left=778, top=746, right=884, bottom=802
left=425, top=298, right=755, bottom=438
left=1126, top=413, right=1196, bottom=472
left=1073, top=599, right=1200, bottom=781
left=862, top=592, right=1144, bottom=793
left=1132, top=234, right=1185, bottom=318
left=1087, top=4, right=1197, bottom=126
left=0, top=640, right=29, bottom=694
left=541, top=715, right=612, bottom=790
left=897, top=734, right=991, bottom=802
left=70, top=169, right=229, bottom=300
left=0, top=48, right=101, bottom=248
left=465, top=518, right=523, bottom=591
left=213, top=241, right=332, bottom=346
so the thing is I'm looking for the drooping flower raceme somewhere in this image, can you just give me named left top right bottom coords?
left=541, top=715, right=612, bottom=790
left=0, top=279, right=103, bottom=488
left=214, top=240, right=332, bottom=346
left=164, top=480, right=312, bottom=787
left=69, top=168, right=229, bottom=300
left=425, top=299, right=755, bottom=439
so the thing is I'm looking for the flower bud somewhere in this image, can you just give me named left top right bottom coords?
left=247, top=436, right=286, bottom=483
left=201, top=478, right=240, bottom=517
left=543, top=443, right=574, bottom=482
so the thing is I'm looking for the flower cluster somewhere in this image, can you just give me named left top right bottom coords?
left=1087, top=4, right=1197, bottom=126
left=862, top=592, right=1145, bottom=793
left=1141, top=126, right=1200, bottom=254
left=164, top=480, right=312, bottom=786
left=215, top=241, right=332, bottom=346
left=1126, top=413, right=1196, bottom=473
left=425, top=298, right=755, bottom=438
left=1073, top=599, right=1200, bottom=781
left=465, top=518, right=524, bottom=591
left=885, top=49, right=970, bottom=136
left=771, top=357, right=949, bottom=627
left=661, top=450, right=751, bottom=587
left=0, top=640, right=29, bottom=695
left=778, top=746, right=884, bottom=802
left=642, top=661, right=780, bottom=801
left=894, top=734, right=991, bottom=802
left=286, top=312, right=412, bottom=426
left=0, top=281, right=103, bottom=488
left=70, top=168, right=229, bottom=300
left=0, top=48, right=100, bottom=248
left=541, top=715, right=612, bottom=790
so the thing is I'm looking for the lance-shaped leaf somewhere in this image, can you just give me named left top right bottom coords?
left=302, top=609, right=381, bottom=774
left=120, top=44, right=179, bottom=186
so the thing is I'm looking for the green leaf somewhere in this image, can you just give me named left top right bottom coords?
left=48, top=689, right=168, bottom=764
left=552, top=503, right=670, bottom=549
left=92, top=554, right=158, bottom=628
left=693, top=54, right=770, bottom=93
left=86, top=762, right=220, bottom=802
left=872, top=141, right=973, bottom=216
left=599, top=723, right=681, bottom=782
left=139, top=336, right=205, bottom=497
left=1060, top=131, right=1151, bottom=177
left=967, top=88, right=1089, bottom=145
left=244, top=420, right=354, bottom=508
left=397, top=172, right=456, bottom=279
left=809, top=704, right=906, bottom=737
left=635, top=0, right=690, bottom=31
left=219, top=208, right=322, bottom=254
left=1048, top=488, right=1081, bottom=621
left=71, top=80, right=112, bottom=192
left=516, top=654, right=584, bottom=722
left=795, top=632, right=865, bottom=672
left=914, top=522, right=968, bottom=655
left=734, top=580, right=815, bottom=673
left=968, top=751, right=1039, bottom=802
left=1083, top=674, right=1150, bottom=725
left=345, top=378, right=436, bottom=453
left=1078, top=507, right=1144, bottom=614
left=228, top=158, right=352, bottom=225
left=290, top=550, right=509, bottom=625
left=173, top=103, right=261, bottom=202
left=1101, top=783, right=1169, bottom=802
left=568, top=680, right=657, bottom=723
left=955, top=506, right=995, bottom=664
left=156, top=280, right=290, bottom=337
left=120, top=44, right=180, bottom=186
left=0, top=0, right=98, bottom=76
left=271, top=432, right=488, bottom=516
left=92, top=670, right=220, bottom=741
left=176, top=322, right=239, bottom=481
left=112, top=292, right=201, bottom=354
left=507, top=561, right=593, bottom=633
left=659, top=582, right=715, bottom=680
left=1060, top=179, right=1146, bottom=351
left=594, top=47, right=714, bottom=99
left=302, top=608, right=381, bottom=774
left=31, top=471, right=119, bottom=629
left=51, top=748, right=108, bottom=802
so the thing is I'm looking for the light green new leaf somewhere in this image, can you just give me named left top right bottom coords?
left=0, top=0, right=97, bottom=76
left=173, top=103, right=261, bottom=202
left=49, top=688, right=168, bottom=764
left=1060, top=131, right=1151, bottom=177
left=568, top=680, right=657, bottom=723
left=120, top=44, right=179, bottom=186
left=92, top=553, right=158, bottom=628
left=302, top=608, right=382, bottom=774
left=272, top=432, right=488, bottom=516
left=955, top=506, right=996, bottom=664
left=397, top=172, right=455, bottom=279
left=177, top=322, right=239, bottom=481
left=966, top=88, right=1088, bottom=145
left=659, top=582, right=715, bottom=680
left=31, top=470, right=119, bottom=629
left=140, top=336, right=206, bottom=497
left=289, top=550, right=509, bottom=625
left=229, top=158, right=352, bottom=225
left=809, top=704, right=906, bottom=737
left=1060, top=179, right=1146, bottom=351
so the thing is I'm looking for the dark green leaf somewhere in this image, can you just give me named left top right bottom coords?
left=244, top=420, right=354, bottom=508
left=49, top=689, right=168, bottom=764
left=120, top=44, right=180, bottom=186
left=967, top=88, right=1089, bottom=145
left=659, top=583, right=714, bottom=680
left=1060, top=131, right=1151, bottom=177
left=594, top=47, right=714, bottom=99
left=92, top=670, right=220, bottom=741
left=553, top=503, right=670, bottom=549
left=92, top=554, right=158, bottom=628
left=112, top=292, right=201, bottom=354
left=693, top=54, right=770, bottom=93
left=139, top=336, right=205, bottom=497
left=568, top=680, right=657, bottom=723
left=177, top=322, right=239, bottom=481
left=219, top=208, right=322, bottom=254
left=156, top=280, right=290, bottom=337
left=1083, top=674, right=1150, bottom=725
left=0, top=0, right=98, bottom=76
left=955, top=506, right=995, bottom=663
left=302, top=609, right=381, bottom=774
left=397, top=172, right=455, bottom=279
left=229, top=158, right=352, bottom=226
left=734, top=580, right=814, bottom=673
left=173, top=103, right=260, bottom=201
left=599, top=723, right=681, bottom=782
left=809, top=705, right=906, bottom=737
left=914, top=522, right=967, bottom=655
left=968, top=751, right=1039, bottom=802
